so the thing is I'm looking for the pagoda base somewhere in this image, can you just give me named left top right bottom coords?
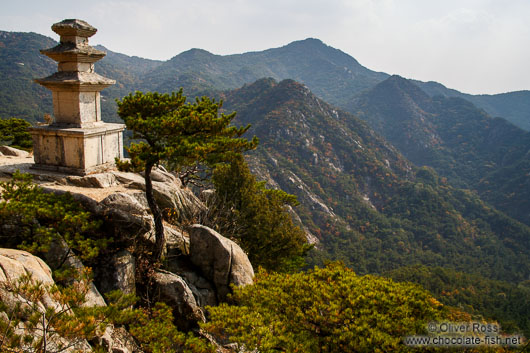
left=30, top=123, right=125, bottom=176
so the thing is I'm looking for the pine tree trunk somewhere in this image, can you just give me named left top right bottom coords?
left=145, top=163, right=165, bottom=260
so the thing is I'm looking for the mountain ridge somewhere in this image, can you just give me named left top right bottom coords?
left=350, top=75, right=530, bottom=226
left=140, top=37, right=389, bottom=107
left=222, top=77, right=530, bottom=283
left=2, top=30, right=530, bottom=338
left=413, top=79, right=530, bottom=131
left=2, top=30, right=530, bottom=280
left=1, top=29, right=529, bottom=130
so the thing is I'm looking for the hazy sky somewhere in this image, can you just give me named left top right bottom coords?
left=2, top=0, right=529, bottom=95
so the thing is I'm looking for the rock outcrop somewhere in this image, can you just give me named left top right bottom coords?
left=0, top=248, right=57, bottom=309
left=189, top=224, right=254, bottom=300
left=0, top=145, right=30, bottom=157
left=67, top=173, right=119, bottom=188
left=96, top=249, right=136, bottom=296
left=44, top=238, right=107, bottom=307
left=0, top=249, right=138, bottom=353
left=100, top=192, right=149, bottom=215
left=0, top=249, right=91, bottom=352
left=42, top=167, right=253, bottom=316
left=153, top=270, right=206, bottom=331
left=0, top=157, right=255, bottom=351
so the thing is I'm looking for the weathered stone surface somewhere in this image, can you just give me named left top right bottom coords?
left=110, top=209, right=154, bottom=244
left=111, top=168, right=204, bottom=221
left=51, top=18, right=97, bottom=37
left=153, top=270, right=205, bottom=331
left=143, top=168, right=176, bottom=183
left=42, top=186, right=153, bottom=247
left=0, top=249, right=93, bottom=352
left=0, top=248, right=54, bottom=287
left=127, top=179, right=205, bottom=222
left=156, top=181, right=206, bottom=221
left=128, top=191, right=150, bottom=210
left=189, top=225, right=254, bottom=300
left=84, top=191, right=153, bottom=244
left=40, top=186, right=104, bottom=215
left=44, top=238, right=106, bottom=307
left=31, top=18, right=124, bottom=175
left=112, top=250, right=136, bottom=295
left=41, top=185, right=154, bottom=255
left=165, top=226, right=189, bottom=256
left=199, top=189, right=215, bottom=202
left=112, top=171, right=145, bottom=186
left=0, top=249, right=136, bottom=353
left=152, top=180, right=179, bottom=210
left=0, top=145, right=30, bottom=157
left=100, top=192, right=148, bottom=215
left=31, top=119, right=125, bottom=176
left=0, top=249, right=55, bottom=315
left=180, top=270, right=218, bottom=308
left=93, top=325, right=140, bottom=353
left=165, top=248, right=218, bottom=308
left=114, top=167, right=174, bottom=186
left=66, top=173, right=119, bottom=188
left=95, top=250, right=136, bottom=296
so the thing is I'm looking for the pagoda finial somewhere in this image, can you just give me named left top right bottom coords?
left=39, top=19, right=107, bottom=68
left=52, top=19, right=97, bottom=38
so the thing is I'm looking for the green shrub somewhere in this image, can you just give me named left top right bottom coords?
left=210, top=154, right=310, bottom=272
left=0, top=172, right=106, bottom=260
left=0, top=117, right=32, bottom=151
left=109, top=298, right=215, bottom=353
left=203, top=263, right=446, bottom=352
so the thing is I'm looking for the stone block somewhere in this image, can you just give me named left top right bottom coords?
left=52, top=90, right=102, bottom=127
left=30, top=123, right=124, bottom=175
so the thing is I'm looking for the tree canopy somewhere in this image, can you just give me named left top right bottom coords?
left=116, top=90, right=258, bottom=184
left=116, top=90, right=258, bottom=260
left=0, top=117, right=32, bottom=151
left=203, top=263, right=446, bottom=352
left=208, top=154, right=310, bottom=272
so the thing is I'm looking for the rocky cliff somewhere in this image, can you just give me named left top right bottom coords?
left=0, top=151, right=254, bottom=352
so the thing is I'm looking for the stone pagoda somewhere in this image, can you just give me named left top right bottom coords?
left=31, top=19, right=124, bottom=175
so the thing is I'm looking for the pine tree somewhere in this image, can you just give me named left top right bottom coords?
left=210, top=154, right=310, bottom=272
left=203, top=263, right=447, bottom=352
left=116, top=90, right=257, bottom=260
left=0, top=117, right=33, bottom=151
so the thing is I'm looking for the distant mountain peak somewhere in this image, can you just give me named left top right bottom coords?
left=170, top=47, right=215, bottom=61
left=387, top=74, right=408, bottom=82
left=381, top=74, right=419, bottom=88
left=227, top=78, right=315, bottom=110
left=302, top=37, right=323, bottom=43
left=232, top=77, right=278, bottom=95
left=248, top=77, right=278, bottom=87
left=182, top=48, right=213, bottom=55
left=282, top=37, right=358, bottom=61
left=289, top=37, right=325, bottom=46
left=369, top=75, right=431, bottom=103
left=277, top=78, right=307, bottom=89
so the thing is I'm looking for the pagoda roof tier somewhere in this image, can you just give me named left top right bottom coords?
left=40, top=42, right=106, bottom=63
left=35, top=71, right=115, bottom=91
left=52, top=19, right=97, bottom=38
